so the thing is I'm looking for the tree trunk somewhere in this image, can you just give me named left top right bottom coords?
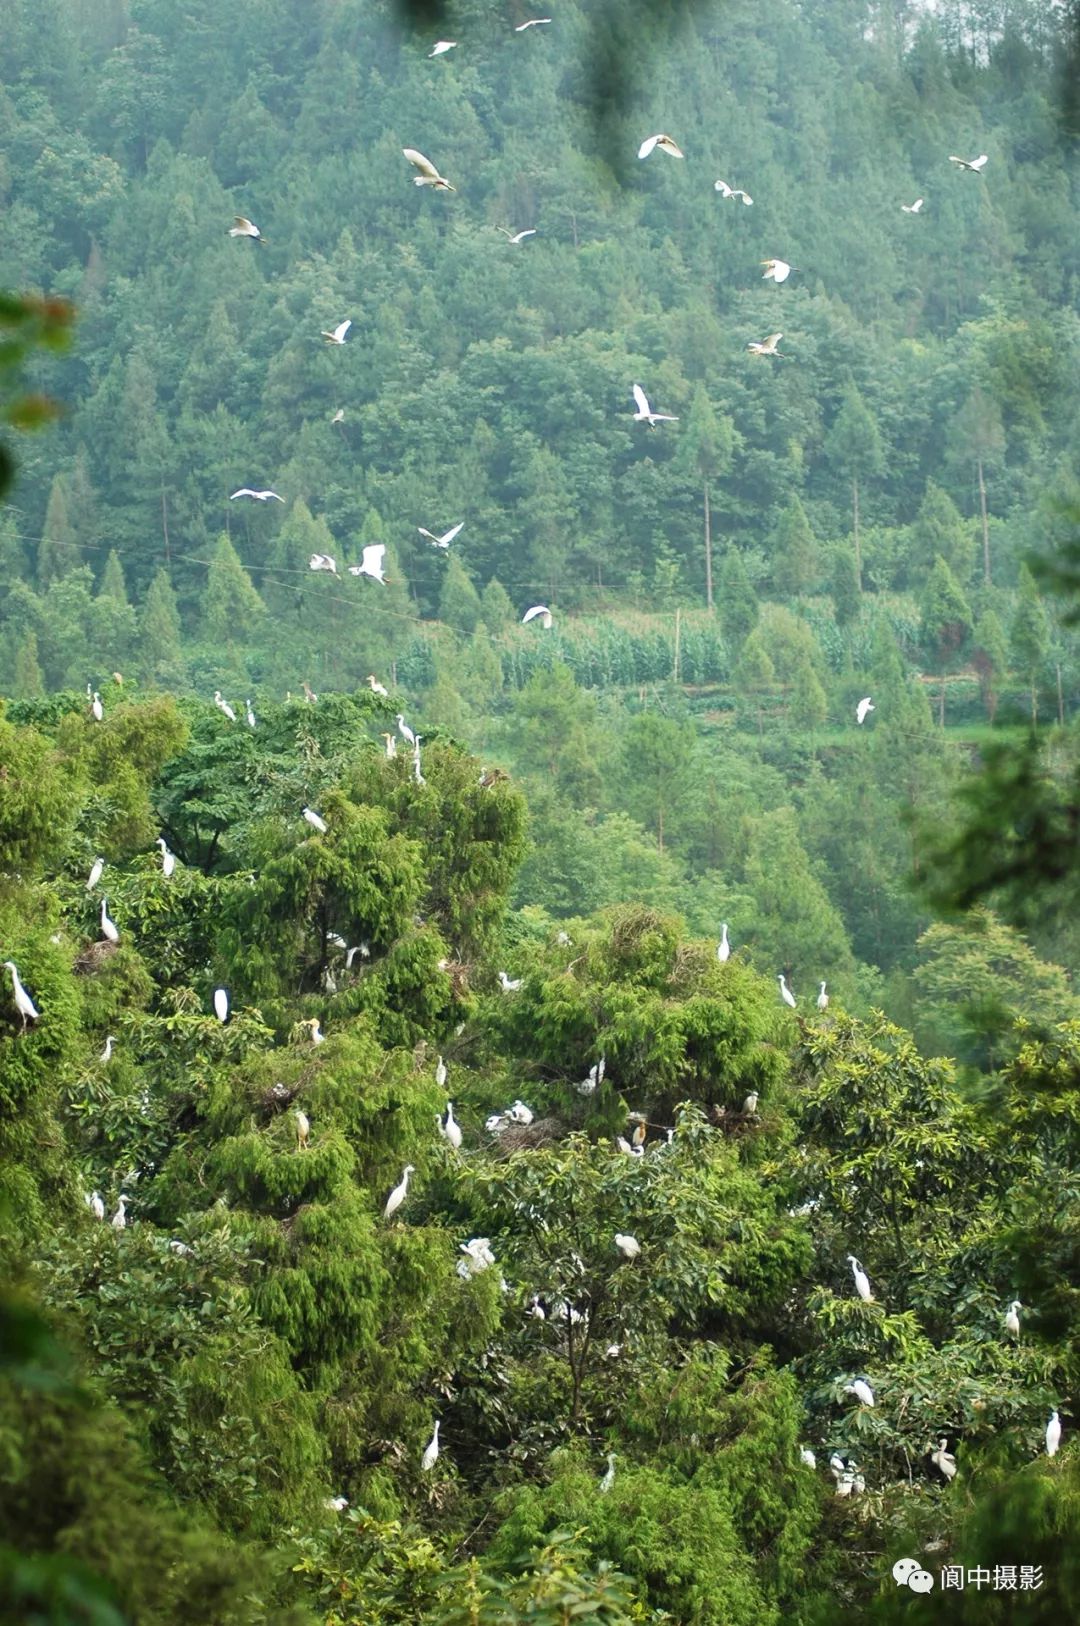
left=1057, top=662, right=1065, bottom=726
left=938, top=676, right=946, bottom=728
left=977, top=455, right=990, bottom=585
left=673, top=606, right=681, bottom=683
left=703, top=479, right=713, bottom=611
left=852, top=475, right=862, bottom=592
left=161, top=480, right=171, bottom=565
left=657, top=799, right=664, bottom=854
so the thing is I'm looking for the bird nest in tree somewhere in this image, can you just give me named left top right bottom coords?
left=491, top=1115, right=565, bottom=1155
left=709, top=1103, right=758, bottom=1137
left=72, top=939, right=118, bottom=975
left=260, top=1080, right=299, bottom=1116
left=669, top=941, right=709, bottom=989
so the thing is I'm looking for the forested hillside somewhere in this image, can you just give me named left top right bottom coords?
left=3, top=0, right=1080, bottom=1621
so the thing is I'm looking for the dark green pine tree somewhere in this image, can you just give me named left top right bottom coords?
left=1009, top=565, right=1050, bottom=724
left=717, top=550, right=758, bottom=654
left=437, top=554, right=482, bottom=636
left=201, top=534, right=266, bottom=648
left=907, top=480, right=975, bottom=587
left=770, top=494, right=818, bottom=599
left=920, top=555, right=973, bottom=725
left=139, top=567, right=184, bottom=677
left=824, top=383, right=885, bottom=592
left=36, top=474, right=76, bottom=587
left=971, top=608, right=1009, bottom=723
left=12, top=626, right=44, bottom=698
left=480, top=576, right=515, bottom=635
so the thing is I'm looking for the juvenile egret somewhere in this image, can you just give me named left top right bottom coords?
left=309, top=552, right=338, bottom=574
left=817, top=981, right=829, bottom=1011
left=349, top=543, right=388, bottom=583
left=762, top=258, right=794, bottom=283
left=322, top=319, right=351, bottom=344
left=514, top=17, right=552, bottom=28
left=931, top=1439, right=957, bottom=1481
left=747, top=332, right=783, bottom=357
left=403, top=148, right=455, bottom=191
left=111, top=1194, right=129, bottom=1229
left=846, top=1378, right=876, bottom=1407
left=435, top=1056, right=448, bottom=1089
left=715, top=180, right=752, bottom=203
left=86, top=857, right=104, bottom=890
left=632, top=383, right=678, bottom=426
left=303, top=807, right=328, bottom=833
left=441, top=1101, right=462, bottom=1150
left=100, top=898, right=120, bottom=945
left=87, top=1190, right=106, bottom=1220
left=615, top=1233, right=640, bottom=1260
left=829, top=1453, right=846, bottom=1479
left=100, top=1034, right=116, bottom=1062
left=577, top=1057, right=605, bottom=1094
left=498, top=970, right=522, bottom=992
left=630, top=1119, right=646, bottom=1147
left=949, top=153, right=988, bottom=172
left=214, top=691, right=237, bottom=721
left=856, top=696, right=875, bottom=724
left=156, top=837, right=175, bottom=877
left=742, top=1091, right=759, bottom=1115
left=4, top=961, right=40, bottom=1027
left=508, top=1100, right=534, bottom=1125
left=381, top=732, right=397, bottom=759
left=599, top=1452, right=617, bottom=1492
left=307, top=1018, right=325, bottom=1045
left=459, top=1237, right=495, bottom=1273
left=230, top=488, right=283, bottom=502
left=522, top=605, right=553, bottom=628
left=847, top=1254, right=874, bottom=1303
left=418, top=521, right=463, bottom=548
left=486, top=1113, right=509, bottom=1135
left=605, top=1342, right=622, bottom=1358
left=214, top=987, right=229, bottom=1023
left=397, top=714, right=416, bottom=746
left=638, top=133, right=684, bottom=160
left=717, top=922, right=731, bottom=962
left=800, top=1447, right=816, bottom=1468
left=901, top=198, right=924, bottom=213
left=367, top=674, right=389, bottom=696
left=615, top=1135, right=635, bottom=1155
left=778, top=974, right=797, bottom=1009
left=326, top=1495, right=349, bottom=1511
left=556, top=930, right=572, bottom=945
left=421, top=1420, right=440, bottom=1471
left=384, top=1164, right=415, bottom=1220
left=295, top=1108, right=310, bottom=1150
left=245, top=700, right=256, bottom=728
left=428, top=39, right=456, bottom=55
left=228, top=215, right=265, bottom=240
left=1046, top=1410, right=1062, bottom=1457
left=1004, top=1300, right=1022, bottom=1339
left=497, top=227, right=537, bottom=244
left=90, top=691, right=104, bottom=721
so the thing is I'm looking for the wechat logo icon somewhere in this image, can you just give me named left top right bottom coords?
left=893, top=1558, right=935, bottom=1593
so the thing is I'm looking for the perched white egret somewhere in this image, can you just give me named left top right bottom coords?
left=800, top=1447, right=817, bottom=1468
left=605, top=1342, right=622, bottom=1358
left=90, top=691, right=103, bottom=721
left=303, top=807, right=328, bottom=834
left=632, top=383, right=678, bottom=426
left=599, top=1452, right=616, bottom=1493
left=309, top=552, right=338, bottom=575
left=100, top=898, right=120, bottom=945
left=245, top=699, right=256, bottom=728
left=381, top=732, right=398, bottom=759
left=230, top=488, right=284, bottom=502
left=638, top=132, right=684, bottom=160
left=214, top=987, right=229, bottom=1023
left=428, top=39, right=457, bottom=56
left=403, top=148, right=455, bottom=191
left=421, top=1420, right=440, bottom=1471
left=156, top=837, right=175, bottom=877
left=817, top=981, right=829, bottom=1011
left=829, top=1453, right=846, bottom=1479
left=527, top=1295, right=546, bottom=1320
left=349, top=543, right=388, bottom=583
left=521, top=605, right=553, bottom=628
left=614, top=1233, right=640, bottom=1260
left=295, top=1108, right=310, bottom=1150
left=631, top=1119, right=646, bottom=1147
left=441, top=1101, right=462, bottom=1150
left=392, top=716, right=416, bottom=752
left=368, top=674, right=389, bottom=697
left=86, top=857, right=104, bottom=890
left=111, top=1194, right=129, bottom=1229
left=835, top=1468, right=860, bottom=1498
left=856, top=696, right=875, bottom=725
left=384, top=1164, right=415, bottom=1220
left=100, top=1034, right=117, bottom=1062
left=762, top=258, right=794, bottom=283
left=497, top=227, right=537, bottom=244
left=498, top=971, right=522, bottom=993
left=435, top=1056, right=448, bottom=1089
left=847, top=1254, right=874, bottom=1303
left=4, top=960, right=40, bottom=1027
left=486, top=1113, right=509, bottom=1135
left=418, top=521, right=463, bottom=548
left=743, top=1092, right=759, bottom=1115
left=901, top=197, right=924, bottom=213
left=459, top=1237, right=495, bottom=1273
left=322, top=319, right=351, bottom=344
left=346, top=942, right=370, bottom=968
left=412, top=737, right=425, bottom=786
left=748, top=332, right=784, bottom=357
left=508, top=1100, right=534, bottom=1125
left=214, top=691, right=237, bottom=721
left=846, top=1378, right=876, bottom=1408
left=778, top=974, right=797, bottom=1009
left=578, top=1055, right=605, bottom=1095
left=714, top=179, right=752, bottom=203
left=228, top=215, right=265, bottom=240
left=514, top=17, right=552, bottom=29
left=1005, top=1300, right=1022, bottom=1339
left=556, top=929, right=571, bottom=945
left=326, top=1495, right=349, bottom=1511
left=1047, top=1410, right=1062, bottom=1457
left=615, top=1135, right=635, bottom=1155
left=931, top=1438, right=957, bottom=1481
left=307, top=1017, right=325, bottom=1045
left=717, top=923, right=731, bottom=962
left=949, top=153, right=988, bottom=172
left=86, top=1189, right=106, bottom=1220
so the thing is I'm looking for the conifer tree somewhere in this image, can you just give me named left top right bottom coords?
left=438, top=554, right=482, bottom=636
left=1009, top=564, right=1050, bottom=723
left=770, top=494, right=818, bottom=599
left=717, top=550, right=758, bottom=653
left=480, top=576, right=515, bottom=634
left=140, top=567, right=183, bottom=674
left=733, top=629, right=775, bottom=734
left=824, top=384, right=885, bottom=592
left=971, top=607, right=1009, bottom=722
left=202, top=534, right=266, bottom=647
left=907, top=480, right=976, bottom=585
left=12, top=626, right=44, bottom=698
left=36, top=473, right=75, bottom=587
left=98, top=548, right=129, bottom=604
left=920, top=555, right=973, bottom=725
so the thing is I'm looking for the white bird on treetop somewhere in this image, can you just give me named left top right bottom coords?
left=514, top=18, right=552, bottom=29
left=1005, top=1300, right=1022, bottom=1338
left=230, top=488, right=283, bottom=502
left=303, top=807, right=328, bottom=834
left=349, top=543, right=388, bottom=583
left=322, top=319, right=351, bottom=344
left=800, top=1447, right=816, bottom=1468
left=157, top=837, right=175, bottom=877
left=856, top=696, right=875, bottom=724
left=88, top=690, right=104, bottom=722
left=846, top=1378, right=875, bottom=1407
left=428, top=39, right=456, bottom=56
left=615, top=1233, right=640, bottom=1260
left=1046, top=1410, right=1062, bottom=1457
left=748, top=332, right=784, bottom=357
left=599, top=1452, right=616, bottom=1493
left=498, top=971, right=522, bottom=992
left=309, top=553, right=338, bottom=575
left=4, top=960, right=40, bottom=1026
left=100, top=1034, right=116, bottom=1062
left=498, top=227, right=536, bottom=244
left=86, top=857, right=104, bottom=890
left=246, top=699, right=256, bottom=728
left=632, top=383, right=678, bottom=426
left=403, top=148, right=455, bottom=191
left=743, top=1092, right=759, bottom=1115
left=295, top=1108, right=310, bottom=1150
left=100, top=898, right=120, bottom=945
left=441, top=1101, right=462, bottom=1150
left=508, top=1100, right=534, bottom=1125
left=638, top=133, right=684, bottom=160
left=87, top=1189, right=106, bottom=1220
left=307, top=1018, right=325, bottom=1045
left=901, top=197, right=924, bottom=213
left=228, top=215, right=265, bottom=240
left=421, top=1420, right=440, bottom=1470
left=715, top=180, right=752, bottom=203
left=397, top=714, right=416, bottom=746
left=111, top=1194, right=130, bottom=1229
left=382, top=732, right=397, bottom=759
left=418, top=521, right=463, bottom=549
left=368, top=674, right=389, bottom=696
left=949, top=153, right=988, bottom=172
left=214, top=987, right=229, bottom=1023
left=384, top=1164, right=415, bottom=1220
left=931, top=1439, right=957, bottom=1481
left=522, top=605, right=553, bottom=628
left=817, top=981, right=829, bottom=1011
left=435, top=1056, right=447, bottom=1089
left=762, top=258, right=794, bottom=283
left=717, top=923, right=731, bottom=962
left=778, top=974, right=797, bottom=1009
left=615, top=1135, right=635, bottom=1155
left=848, top=1255, right=874, bottom=1302
left=527, top=1295, right=546, bottom=1320
left=214, top=691, right=237, bottom=721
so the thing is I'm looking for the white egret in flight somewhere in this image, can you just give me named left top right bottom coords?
left=632, top=383, right=678, bottom=426
left=901, top=198, right=924, bottom=213
left=856, top=696, right=875, bottom=724
left=230, top=488, right=284, bottom=502
left=403, top=148, right=455, bottom=191
left=100, top=898, right=120, bottom=945
left=615, top=1233, right=640, bottom=1260
left=383, top=1164, right=415, bottom=1220
left=367, top=675, right=389, bottom=696
left=762, top=258, right=794, bottom=283
left=949, top=153, right=988, bottom=172
left=847, top=1255, right=874, bottom=1302
left=309, top=553, right=338, bottom=574
left=228, top=215, right=265, bottom=240
left=1004, top=1300, right=1022, bottom=1339
left=214, top=987, right=229, bottom=1023
left=421, top=1420, right=440, bottom=1471
left=498, top=971, right=522, bottom=992
left=214, top=691, right=237, bottom=721
left=157, top=837, right=175, bottom=877
left=778, top=974, right=797, bottom=1009
left=514, top=18, right=552, bottom=29
left=748, top=332, right=783, bottom=357
left=303, top=807, right=328, bottom=833
left=522, top=605, right=553, bottom=628
left=428, top=39, right=456, bottom=56
left=715, top=180, right=752, bottom=203
left=846, top=1378, right=875, bottom=1407
left=4, top=960, right=39, bottom=1026
left=86, top=857, right=104, bottom=890
left=1046, top=1410, right=1062, bottom=1457
left=638, top=133, right=684, bottom=160
left=349, top=543, right=388, bottom=583
left=817, top=982, right=829, bottom=1011
left=497, top=227, right=536, bottom=244
left=418, top=522, right=463, bottom=549
left=321, top=319, right=351, bottom=345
